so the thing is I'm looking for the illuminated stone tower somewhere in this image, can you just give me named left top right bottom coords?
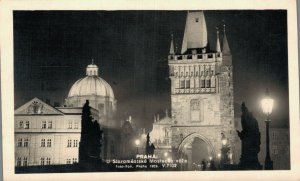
left=167, top=11, right=235, bottom=169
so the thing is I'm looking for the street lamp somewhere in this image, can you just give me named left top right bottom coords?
left=261, top=88, right=274, bottom=170
left=135, top=139, right=140, bottom=155
left=164, top=152, right=168, bottom=157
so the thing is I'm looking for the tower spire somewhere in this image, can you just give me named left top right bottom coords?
left=181, top=11, right=208, bottom=54
left=216, top=27, right=221, bottom=52
left=222, top=23, right=231, bottom=55
left=169, top=33, right=175, bottom=55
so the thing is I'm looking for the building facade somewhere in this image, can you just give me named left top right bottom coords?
left=151, top=11, right=236, bottom=170
left=15, top=63, right=118, bottom=167
left=14, top=97, right=99, bottom=166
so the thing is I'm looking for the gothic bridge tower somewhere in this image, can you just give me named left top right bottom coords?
left=168, top=11, right=235, bottom=169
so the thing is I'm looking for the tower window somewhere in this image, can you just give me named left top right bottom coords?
left=190, top=99, right=201, bottom=122
left=195, top=18, right=199, bottom=22
left=200, top=79, right=205, bottom=88
left=186, top=80, right=190, bottom=88
left=180, top=80, right=185, bottom=89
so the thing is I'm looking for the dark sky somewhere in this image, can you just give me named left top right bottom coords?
left=13, top=10, right=288, bottom=130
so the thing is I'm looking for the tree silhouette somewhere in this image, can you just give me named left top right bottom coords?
left=79, top=100, right=103, bottom=164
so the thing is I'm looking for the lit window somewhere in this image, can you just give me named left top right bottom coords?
left=46, top=158, right=51, bottom=165
left=66, top=158, right=71, bottom=164
left=16, top=157, right=22, bottom=167
left=42, top=121, right=46, bottom=129
left=74, top=121, right=78, bottom=129
left=41, top=139, right=45, bottom=147
left=18, top=121, right=24, bottom=129
left=47, top=139, right=51, bottom=147
left=23, top=157, right=28, bottom=166
left=24, top=121, right=29, bottom=129
left=17, top=138, right=23, bottom=147
left=48, top=121, right=52, bottom=129
left=73, top=140, right=78, bottom=147
left=67, top=139, right=72, bottom=147
left=72, top=158, right=77, bottom=163
left=40, top=157, right=45, bottom=165
left=68, top=120, right=72, bottom=129
left=24, top=138, right=29, bottom=147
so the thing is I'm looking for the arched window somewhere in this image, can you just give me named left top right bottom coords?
left=205, top=77, right=210, bottom=87
left=180, top=80, right=185, bottom=89
left=190, top=99, right=201, bottom=122
left=200, top=77, right=205, bottom=88
left=185, top=80, right=190, bottom=88
left=211, top=76, right=216, bottom=87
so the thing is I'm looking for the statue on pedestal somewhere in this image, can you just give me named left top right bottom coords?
left=237, top=102, right=262, bottom=170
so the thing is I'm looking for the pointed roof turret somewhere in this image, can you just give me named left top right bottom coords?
left=181, top=11, right=208, bottom=54
left=222, top=24, right=231, bottom=55
left=216, top=27, right=221, bottom=52
left=169, top=33, right=175, bottom=55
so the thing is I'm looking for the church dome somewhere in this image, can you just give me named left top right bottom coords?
left=67, top=63, right=114, bottom=98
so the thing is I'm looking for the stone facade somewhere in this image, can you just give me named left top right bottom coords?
left=151, top=11, right=236, bottom=169
left=15, top=97, right=99, bottom=166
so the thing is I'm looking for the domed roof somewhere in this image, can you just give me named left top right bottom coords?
left=67, top=63, right=114, bottom=98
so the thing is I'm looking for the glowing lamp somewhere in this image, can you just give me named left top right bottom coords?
left=261, top=89, right=274, bottom=117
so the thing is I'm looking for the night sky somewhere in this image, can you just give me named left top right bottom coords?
left=14, top=10, right=288, bottom=130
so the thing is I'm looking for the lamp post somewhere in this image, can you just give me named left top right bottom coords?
left=261, top=89, right=274, bottom=170
left=135, top=139, right=140, bottom=155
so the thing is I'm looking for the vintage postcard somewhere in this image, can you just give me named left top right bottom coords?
left=0, top=0, right=299, bottom=180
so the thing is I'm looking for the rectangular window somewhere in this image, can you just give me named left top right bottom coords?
left=18, top=121, right=24, bottom=129
left=186, top=80, right=190, bottom=88
left=74, top=121, right=78, bottom=129
left=17, top=157, right=22, bottom=167
left=66, top=158, right=71, bottom=164
left=72, top=158, right=77, bottom=163
left=48, top=121, right=52, bottom=129
left=24, top=121, right=29, bottom=129
left=180, top=80, right=185, bottom=89
left=67, top=139, right=72, bottom=147
left=47, top=139, right=51, bottom=147
left=41, top=139, right=45, bottom=147
left=23, top=157, right=28, bottom=166
left=42, top=121, right=47, bottom=129
left=40, top=157, right=45, bottom=165
left=73, top=140, right=78, bottom=147
left=68, top=120, right=72, bottom=129
left=17, top=138, right=23, bottom=147
left=23, top=138, right=29, bottom=147
left=46, top=158, right=51, bottom=165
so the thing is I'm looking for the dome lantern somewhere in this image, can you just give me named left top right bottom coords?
left=86, top=59, right=99, bottom=76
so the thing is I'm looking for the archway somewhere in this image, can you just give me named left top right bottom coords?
left=178, top=132, right=215, bottom=171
